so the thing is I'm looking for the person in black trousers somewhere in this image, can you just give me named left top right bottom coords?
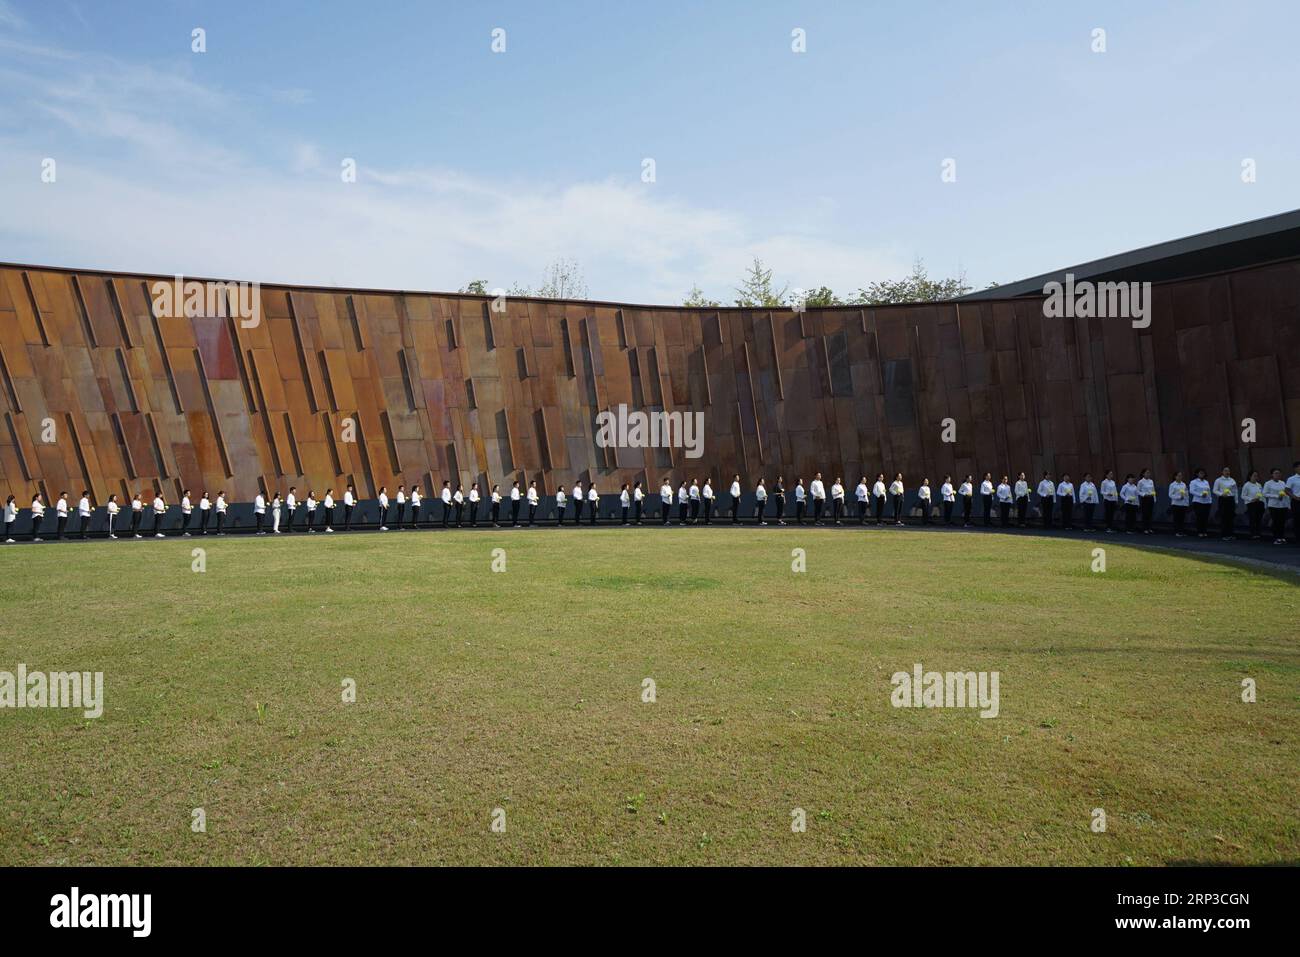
left=510, top=481, right=522, bottom=525
left=441, top=481, right=453, bottom=527
left=997, top=477, right=1012, bottom=528
left=55, top=492, right=69, bottom=539
left=620, top=484, right=631, bottom=525
left=794, top=479, right=807, bottom=525
left=773, top=476, right=786, bottom=525
left=632, top=481, right=643, bottom=524
left=960, top=476, right=973, bottom=526
left=660, top=479, right=672, bottom=526
left=729, top=475, right=741, bottom=524
left=344, top=484, right=356, bottom=531
left=490, top=484, right=502, bottom=526
left=941, top=476, right=954, bottom=525
left=1057, top=474, right=1075, bottom=529
left=528, top=482, right=539, bottom=525
left=873, top=474, right=887, bottom=526
left=981, top=473, right=994, bottom=527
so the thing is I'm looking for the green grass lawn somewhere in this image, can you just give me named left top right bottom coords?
left=0, top=527, right=1296, bottom=866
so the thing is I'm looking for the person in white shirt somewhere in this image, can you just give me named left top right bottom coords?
left=620, top=484, right=631, bottom=525
left=1212, top=467, right=1238, bottom=539
left=285, top=487, right=298, bottom=533
left=343, top=484, right=356, bottom=531
left=729, top=475, right=742, bottom=524
left=772, top=476, right=787, bottom=525
left=55, top=491, right=69, bottom=539
left=199, top=491, right=211, bottom=535
left=254, top=491, right=267, bottom=535
left=554, top=485, right=567, bottom=525
left=321, top=489, right=334, bottom=533
left=587, top=483, right=599, bottom=525
left=215, top=490, right=228, bottom=535
left=854, top=476, right=870, bottom=525
left=151, top=491, right=167, bottom=538
left=467, top=483, right=480, bottom=527
left=958, top=475, right=974, bottom=526
left=889, top=473, right=905, bottom=526
left=755, top=478, right=768, bottom=525
left=509, top=481, right=522, bottom=526
left=1013, top=473, right=1030, bottom=527
left=452, top=484, right=465, bottom=526
left=30, top=493, right=45, bottom=542
left=571, top=481, right=584, bottom=525
left=1263, top=468, right=1290, bottom=544
left=306, top=490, right=318, bottom=533
left=1288, top=461, right=1300, bottom=544
left=130, top=491, right=144, bottom=538
left=979, top=473, right=995, bottom=527
left=1167, top=472, right=1189, bottom=536
left=77, top=490, right=92, bottom=540
left=1100, top=470, right=1119, bottom=532
left=1119, top=474, right=1140, bottom=534
left=996, top=476, right=1013, bottom=527
left=830, top=477, right=845, bottom=524
left=809, top=473, right=827, bottom=524
left=1136, top=469, right=1157, bottom=535
left=528, top=481, right=540, bottom=526
left=917, top=478, right=932, bottom=525
left=793, top=479, right=807, bottom=525
left=378, top=486, right=390, bottom=530
left=1056, top=474, right=1075, bottom=530
left=178, top=489, right=193, bottom=536
left=409, top=486, right=422, bottom=528
left=105, top=494, right=120, bottom=539
left=441, top=481, right=453, bottom=527
left=1188, top=469, right=1212, bottom=537
left=677, top=482, right=689, bottom=525
left=940, top=476, right=956, bottom=526
left=873, top=474, right=888, bottom=526
left=630, top=481, right=643, bottom=525
left=1240, top=470, right=1265, bottom=540
left=1036, top=473, right=1056, bottom=529
left=490, top=484, right=503, bottom=526
left=271, top=491, right=282, bottom=533
left=394, top=486, right=405, bottom=528
left=660, top=478, right=673, bottom=526
left=689, top=479, right=701, bottom=524
left=4, top=494, right=16, bottom=542
left=1078, top=474, right=1098, bottom=530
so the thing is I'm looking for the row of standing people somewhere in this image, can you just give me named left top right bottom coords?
left=5, top=464, right=1300, bottom=543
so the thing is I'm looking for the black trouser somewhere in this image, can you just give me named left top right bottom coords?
left=999, top=501, right=1011, bottom=526
left=32, top=516, right=42, bottom=539
left=57, top=515, right=67, bottom=538
left=702, top=500, right=712, bottom=524
left=512, top=499, right=521, bottom=525
left=1041, top=499, right=1053, bottom=528
left=1104, top=500, right=1117, bottom=530
left=690, top=500, right=699, bottom=522
left=874, top=496, right=885, bottom=525
left=411, top=505, right=420, bottom=527
left=856, top=500, right=867, bottom=523
left=1060, top=498, right=1073, bottom=528
left=1293, top=500, right=1300, bottom=543
left=556, top=505, right=566, bottom=526
left=1217, top=498, right=1235, bottom=536
left=131, top=511, right=141, bottom=535
left=661, top=501, right=671, bottom=525
left=256, top=513, right=264, bottom=533
left=633, top=501, right=641, bottom=524
left=80, top=513, right=90, bottom=538
left=943, top=501, right=953, bottom=525
left=962, top=496, right=972, bottom=524
left=468, top=502, right=478, bottom=527
left=920, top=500, right=931, bottom=524
left=4, top=520, right=12, bottom=540
left=813, top=499, right=824, bottom=523
left=892, top=496, right=903, bottom=522
left=831, top=499, right=843, bottom=522
left=394, top=504, right=403, bottom=527
left=201, top=510, right=211, bottom=533
left=573, top=499, right=583, bottom=525
left=455, top=503, right=463, bottom=526
left=1015, top=498, right=1028, bottom=525
left=1124, top=503, right=1137, bottom=532
left=1193, top=501, right=1210, bottom=535
left=1269, top=506, right=1288, bottom=540
left=678, top=501, right=688, bottom=523
left=795, top=501, right=806, bottom=524
left=491, top=502, right=500, bottom=525
left=529, top=503, right=538, bottom=525
left=1083, top=502, right=1095, bottom=528
left=1140, top=497, right=1154, bottom=532
left=981, top=493, right=993, bottom=526
left=1172, top=505, right=1187, bottom=535
left=589, top=501, right=598, bottom=525
left=216, top=511, right=225, bottom=533
left=1247, top=501, right=1264, bottom=537
left=774, top=495, right=785, bottom=521
left=154, top=511, right=165, bottom=534
left=621, top=505, right=629, bottom=524
left=443, top=500, right=452, bottom=526
left=731, top=496, right=740, bottom=523
left=756, top=499, right=766, bottom=522
left=345, top=504, right=354, bottom=530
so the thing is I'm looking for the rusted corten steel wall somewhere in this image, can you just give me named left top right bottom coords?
left=0, top=259, right=1296, bottom=505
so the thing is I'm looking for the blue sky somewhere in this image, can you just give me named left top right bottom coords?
left=1, top=0, right=1297, bottom=303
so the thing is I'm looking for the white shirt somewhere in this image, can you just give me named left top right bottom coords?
left=1036, top=480, right=1055, bottom=499
left=132, top=497, right=143, bottom=512
left=511, top=487, right=521, bottom=500
left=200, top=495, right=211, bottom=510
left=344, top=490, right=355, bottom=506
left=831, top=482, right=844, bottom=500
left=958, top=480, right=973, bottom=497
left=1263, top=479, right=1289, bottom=509
left=153, top=496, right=166, bottom=514
left=216, top=495, right=228, bottom=512
left=689, top=484, right=700, bottom=501
left=1212, top=477, right=1238, bottom=502
left=677, top=486, right=688, bottom=504
left=918, top=485, right=931, bottom=501
left=702, top=483, right=714, bottom=500
left=1120, top=482, right=1139, bottom=505
left=106, top=501, right=119, bottom=516
left=556, top=490, right=567, bottom=507
left=996, top=483, right=1012, bottom=503
left=322, top=494, right=333, bottom=509
left=1167, top=482, right=1188, bottom=506
left=491, top=490, right=501, bottom=503
left=620, top=490, right=630, bottom=506
left=1136, top=477, right=1156, bottom=498
left=306, top=495, right=316, bottom=510
left=378, top=492, right=389, bottom=508
left=873, top=481, right=887, bottom=498
left=889, top=480, right=903, bottom=496
left=1286, top=474, right=1300, bottom=501
left=31, top=499, right=45, bottom=517
left=254, top=494, right=266, bottom=514
left=1056, top=482, right=1074, bottom=499
left=78, top=496, right=91, bottom=516
left=730, top=481, right=741, bottom=498
left=4, top=502, right=16, bottom=522
left=980, top=479, right=993, bottom=496
left=1014, top=479, right=1029, bottom=499
left=1100, top=478, right=1118, bottom=501
left=286, top=492, right=296, bottom=509
left=528, top=488, right=540, bottom=504
left=181, top=495, right=192, bottom=514
left=468, top=489, right=479, bottom=503
left=411, top=490, right=421, bottom=506
left=810, top=479, right=825, bottom=500
left=1078, top=481, right=1098, bottom=504
left=572, top=484, right=583, bottom=501
left=632, top=487, right=642, bottom=502
left=395, top=490, right=404, bottom=505
left=1240, top=481, right=1263, bottom=504
left=453, top=490, right=464, bottom=504
left=660, top=483, right=673, bottom=503
left=941, top=482, right=955, bottom=502
left=587, top=488, right=598, bottom=503
left=441, top=487, right=452, bottom=504
left=855, top=482, right=869, bottom=502
left=794, top=484, right=806, bottom=502
left=56, top=497, right=69, bottom=516
left=756, top=483, right=767, bottom=501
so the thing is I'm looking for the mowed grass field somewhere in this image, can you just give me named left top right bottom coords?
left=0, top=527, right=1296, bottom=866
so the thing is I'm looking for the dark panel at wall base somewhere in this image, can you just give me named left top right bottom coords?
left=0, top=260, right=1297, bottom=505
